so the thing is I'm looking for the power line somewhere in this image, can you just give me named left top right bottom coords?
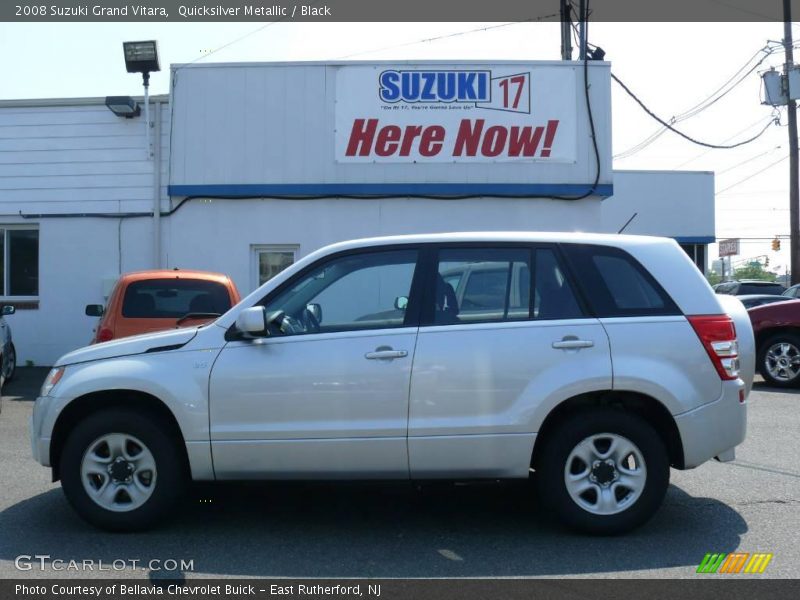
left=173, top=1, right=324, bottom=72
left=611, top=72, right=780, bottom=150
left=614, top=46, right=781, bottom=159
left=333, top=16, right=560, bottom=60
left=673, top=114, right=779, bottom=168
left=716, top=144, right=782, bottom=175
left=715, top=154, right=789, bottom=195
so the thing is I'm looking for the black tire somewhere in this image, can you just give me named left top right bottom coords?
left=757, top=332, right=800, bottom=388
left=536, top=408, right=669, bottom=535
left=59, top=408, right=187, bottom=532
left=4, top=343, right=15, bottom=382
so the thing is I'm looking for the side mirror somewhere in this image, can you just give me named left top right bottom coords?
left=306, top=303, right=322, bottom=322
left=85, top=304, right=103, bottom=317
left=1, top=305, right=15, bottom=316
left=394, top=296, right=409, bottom=310
left=235, top=306, right=269, bottom=336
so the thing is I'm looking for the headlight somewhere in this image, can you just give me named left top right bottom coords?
left=40, top=367, right=65, bottom=397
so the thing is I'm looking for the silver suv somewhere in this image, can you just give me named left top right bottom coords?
left=31, top=233, right=753, bottom=534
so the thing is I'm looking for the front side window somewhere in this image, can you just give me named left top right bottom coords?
left=122, top=279, right=232, bottom=318
left=0, top=227, right=39, bottom=297
left=263, top=249, right=418, bottom=335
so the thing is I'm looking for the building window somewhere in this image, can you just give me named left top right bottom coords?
left=679, top=243, right=707, bottom=274
left=0, top=227, right=39, bottom=297
left=252, top=245, right=298, bottom=289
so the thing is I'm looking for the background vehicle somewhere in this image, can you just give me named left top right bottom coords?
left=737, top=294, right=793, bottom=309
left=782, top=284, right=800, bottom=299
left=0, top=304, right=16, bottom=390
left=33, top=233, right=752, bottom=535
left=85, top=269, right=241, bottom=344
left=714, top=280, right=786, bottom=296
left=748, top=299, right=800, bottom=387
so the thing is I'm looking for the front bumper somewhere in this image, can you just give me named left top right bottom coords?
left=674, top=379, right=747, bottom=469
left=30, top=396, right=52, bottom=467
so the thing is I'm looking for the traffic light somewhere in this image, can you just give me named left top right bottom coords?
left=772, top=237, right=781, bottom=251
left=766, top=256, right=770, bottom=267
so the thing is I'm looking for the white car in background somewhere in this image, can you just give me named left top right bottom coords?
left=30, top=232, right=754, bottom=534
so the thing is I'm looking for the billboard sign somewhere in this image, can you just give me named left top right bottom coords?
left=718, top=238, right=740, bottom=257
left=335, top=65, right=578, bottom=163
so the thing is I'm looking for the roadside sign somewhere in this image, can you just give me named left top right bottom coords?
left=719, top=238, right=740, bottom=257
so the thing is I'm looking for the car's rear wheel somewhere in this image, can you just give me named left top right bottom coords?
left=758, top=332, right=800, bottom=388
left=60, top=408, right=186, bottom=531
left=536, top=408, right=669, bottom=535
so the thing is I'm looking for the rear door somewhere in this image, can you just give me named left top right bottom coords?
left=408, top=244, right=612, bottom=479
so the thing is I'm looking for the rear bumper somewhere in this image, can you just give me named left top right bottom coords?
left=674, top=379, right=747, bottom=469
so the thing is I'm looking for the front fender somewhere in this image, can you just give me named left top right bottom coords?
left=42, top=348, right=222, bottom=475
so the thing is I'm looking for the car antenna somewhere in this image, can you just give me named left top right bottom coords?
left=618, top=212, right=638, bottom=234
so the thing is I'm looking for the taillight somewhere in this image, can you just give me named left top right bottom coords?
left=687, top=315, right=739, bottom=381
left=96, top=327, right=114, bottom=343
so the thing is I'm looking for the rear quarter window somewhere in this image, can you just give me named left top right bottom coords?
left=561, top=244, right=680, bottom=317
left=122, top=279, right=232, bottom=318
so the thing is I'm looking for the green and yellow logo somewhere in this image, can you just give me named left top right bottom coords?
left=697, top=552, right=773, bottom=574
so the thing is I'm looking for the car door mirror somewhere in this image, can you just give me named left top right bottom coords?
left=1, top=305, right=15, bottom=316
left=394, top=296, right=408, bottom=310
left=236, top=306, right=270, bottom=337
left=85, top=304, right=103, bottom=317
left=306, top=303, right=322, bottom=323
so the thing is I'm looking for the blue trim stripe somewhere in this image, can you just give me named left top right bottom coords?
left=168, top=183, right=614, bottom=198
left=674, top=236, right=715, bottom=244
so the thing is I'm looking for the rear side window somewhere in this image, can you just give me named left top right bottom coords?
left=561, top=244, right=680, bottom=317
left=122, top=279, right=232, bottom=318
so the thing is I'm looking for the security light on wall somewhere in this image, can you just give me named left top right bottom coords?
left=105, top=96, right=141, bottom=118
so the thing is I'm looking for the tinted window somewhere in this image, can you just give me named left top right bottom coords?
left=562, top=244, right=679, bottom=317
left=122, top=279, right=232, bottom=318
left=533, top=249, right=583, bottom=320
left=435, top=248, right=531, bottom=324
left=738, top=283, right=784, bottom=295
left=264, top=250, right=418, bottom=334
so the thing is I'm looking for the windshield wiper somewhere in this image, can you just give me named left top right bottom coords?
left=176, top=312, right=221, bottom=326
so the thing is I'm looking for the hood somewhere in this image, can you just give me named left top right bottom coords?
left=55, top=327, right=198, bottom=367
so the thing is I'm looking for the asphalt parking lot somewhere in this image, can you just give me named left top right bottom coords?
left=0, top=368, right=798, bottom=580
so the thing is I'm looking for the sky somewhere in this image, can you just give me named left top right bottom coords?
left=0, top=20, right=796, bottom=273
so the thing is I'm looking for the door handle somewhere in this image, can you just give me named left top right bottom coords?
left=365, top=349, right=408, bottom=360
left=552, top=338, right=594, bottom=350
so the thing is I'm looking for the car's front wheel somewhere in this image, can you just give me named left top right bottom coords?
left=60, top=408, right=187, bottom=531
left=758, top=332, right=800, bottom=388
left=536, top=408, right=669, bottom=535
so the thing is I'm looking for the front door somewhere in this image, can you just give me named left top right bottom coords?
left=209, top=248, right=421, bottom=479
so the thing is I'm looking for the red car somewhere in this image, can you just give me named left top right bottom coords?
left=748, top=298, right=800, bottom=387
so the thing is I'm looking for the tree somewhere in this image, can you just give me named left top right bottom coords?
left=706, top=271, right=722, bottom=286
left=733, top=262, right=778, bottom=282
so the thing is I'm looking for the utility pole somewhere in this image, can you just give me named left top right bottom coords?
left=784, top=0, right=800, bottom=284
left=578, top=0, right=587, bottom=60
left=560, top=0, right=573, bottom=60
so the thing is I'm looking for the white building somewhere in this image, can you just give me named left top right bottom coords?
left=0, top=60, right=713, bottom=366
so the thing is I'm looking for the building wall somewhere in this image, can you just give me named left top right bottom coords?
left=169, top=61, right=613, bottom=194
left=601, top=170, right=715, bottom=241
left=162, top=196, right=602, bottom=296
left=0, top=98, right=170, bottom=365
